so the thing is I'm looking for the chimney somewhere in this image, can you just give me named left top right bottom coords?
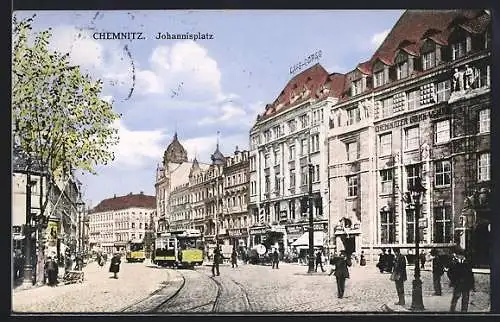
left=140, top=191, right=144, bottom=195
left=129, top=192, right=132, bottom=196
left=113, top=194, right=116, bottom=198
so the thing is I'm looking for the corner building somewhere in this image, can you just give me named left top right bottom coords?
left=249, top=64, right=345, bottom=254
left=328, top=9, right=491, bottom=267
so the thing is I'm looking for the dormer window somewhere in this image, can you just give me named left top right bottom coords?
left=352, top=79, right=362, bottom=96
left=451, top=39, right=466, bottom=60
left=374, top=71, right=384, bottom=88
left=396, top=60, right=409, bottom=80
left=422, top=51, right=436, bottom=70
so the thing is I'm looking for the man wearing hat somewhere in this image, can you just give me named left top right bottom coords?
left=328, top=250, right=352, bottom=299
left=430, top=249, right=445, bottom=296
left=390, top=248, right=407, bottom=306
left=447, top=247, right=475, bottom=312
left=45, top=253, right=59, bottom=286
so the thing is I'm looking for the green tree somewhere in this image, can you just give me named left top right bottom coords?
left=12, top=14, right=120, bottom=214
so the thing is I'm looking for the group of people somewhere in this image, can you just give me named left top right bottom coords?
left=387, top=247, right=475, bottom=312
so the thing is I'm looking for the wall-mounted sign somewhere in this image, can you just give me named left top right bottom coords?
left=249, top=227, right=267, bottom=235
left=286, top=225, right=304, bottom=235
left=375, top=105, right=450, bottom=132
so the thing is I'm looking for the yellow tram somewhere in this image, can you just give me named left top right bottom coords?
left=126, top=239, right=146, bottom=262
left=153, top=229, right=204, bottom=268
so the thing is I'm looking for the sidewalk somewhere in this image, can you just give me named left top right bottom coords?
left=383, top=291, right=490, bottom=312
left=12, top=261, right=181, bottom=313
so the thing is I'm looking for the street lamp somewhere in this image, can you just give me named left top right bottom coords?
left=76, top=195, right=85, bottom=263
left=307, top=163, right=315, bottom=273
left=406, top=177, right=426, bottom=311
left=22, top=155, right=37, bottom=287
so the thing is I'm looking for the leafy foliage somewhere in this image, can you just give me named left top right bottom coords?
left=12, top=14, right=120, bottom=180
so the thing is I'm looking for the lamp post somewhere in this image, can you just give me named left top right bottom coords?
left=22, top=155, right=37, bottom=286
left=76, top=195, right=85, bottom=269
left=307, top=163, right=315, bottom=273
left=406, top=177, right=426, bottom=311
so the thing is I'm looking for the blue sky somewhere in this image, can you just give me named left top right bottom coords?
left=13, top=10, right=404, bottom=207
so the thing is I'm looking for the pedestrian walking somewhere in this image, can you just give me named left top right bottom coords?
left=430, top=249, right=445, bottom=296
left=64, top=248, right=72, bottom=272
left=419, top=250, right=427, bottom=269
left=13, top=250, right=23, bottom=280
left=109, top=253, right=121, bottom=279
left=96, top=252, right=103, bottom=268
left=386, top=249, right=395, bottom=273
left=212, top=246, right=222, bottom=276
left=315, top=250, right=325, bottom=272
left=231, top=249, right=238, bottom=268
left=45, top=255, right=59, bottom=286
left=376, top=249, right=387, bottom=273
left=447, top=248, right=475, bottom=312
left=272, top=249, right=280, bottom=269
left=328, top=250, right=352, bottom=299
left=359, top=250, right=366, bottom=266
left=390, top=248, right=407, bottom=306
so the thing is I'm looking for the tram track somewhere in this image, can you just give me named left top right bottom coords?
left=155, top=268, right=222, bottom=313
left=119, top=268, right=186, bottom=313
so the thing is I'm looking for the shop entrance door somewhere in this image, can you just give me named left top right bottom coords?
left=342, top=235, right=356, bottom=255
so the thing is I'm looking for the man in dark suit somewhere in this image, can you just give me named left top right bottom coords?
left=391, top=248, right=407, bottom=306
left=447, top=248, right=475, bottom=312
left=430, top=249, right=445, bottom=296
left=212, top=245, right=223, bottom=277
left=329, top=250, right=352, bottom=298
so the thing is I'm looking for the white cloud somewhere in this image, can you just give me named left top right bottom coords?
left=48, top=26, right=135, bottom=91
left=138, top=41, right=223, bottom=101
left=49, top=26, right=104, bottom=68
left=371, top=29, right=390, bottom=50
left=110, top=120, right=167, bottom=168
left=198, top=102, right=246, bottom=125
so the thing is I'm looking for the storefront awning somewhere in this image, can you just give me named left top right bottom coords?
left=291, top=231, right=325, bottom=247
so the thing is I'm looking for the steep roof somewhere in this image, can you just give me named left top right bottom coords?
left=92, top=193, right=156, bottom=213
left=370, top=9, right=481, bottom=66
left=258, top=63, right=345, bottom=121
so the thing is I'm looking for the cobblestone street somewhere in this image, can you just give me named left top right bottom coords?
left=12, top=260, right=490, bottom=313
left=12, top=261, right=173, bottom=313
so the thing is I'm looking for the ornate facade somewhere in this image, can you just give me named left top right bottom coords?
left=221, top=147, right=250, bottom=249
left=327, top=9, right=491, bottom=267
left=248, top=64, right=345, bottom=255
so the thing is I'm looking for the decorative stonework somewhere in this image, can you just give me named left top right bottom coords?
left=392, top=92, right=406, bottom=113
left=374, top=101, right=382, bottom=119
left=420, top=83, right=435, bottom=105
